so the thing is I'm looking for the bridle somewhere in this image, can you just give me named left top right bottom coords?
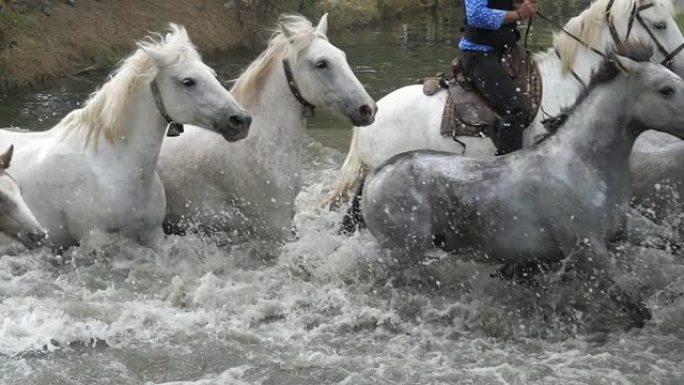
left=150, top=79, right=185, bottom=137
left=537, top=0, right=684, bottom=75
left=606, top=0, right=684, bottom=68
left=537, top=1, right=684, bottom=121
left=282, top=59, right=316, bottom=117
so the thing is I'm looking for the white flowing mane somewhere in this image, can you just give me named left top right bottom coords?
left=232, top=14, right=327, bottom=104
left=60, top=24, right=197, bottom=147
left=550, top=0, right=674, bottom=71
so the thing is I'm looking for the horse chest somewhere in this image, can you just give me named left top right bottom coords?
left=69, top=166, right=164, bottom=240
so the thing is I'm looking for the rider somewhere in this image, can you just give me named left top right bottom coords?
left=460, top=0, right=538, bottom=154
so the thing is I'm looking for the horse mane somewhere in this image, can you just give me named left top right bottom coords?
left=231, top=14, right=326, bottom=105
left=540, top=43, right=653, bottom=136
left=552, top=0, right=674, bottom=72
left=60, top=24, right=197, bottom=148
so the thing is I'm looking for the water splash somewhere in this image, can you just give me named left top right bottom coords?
left=2, top=136, right=683, bottom=385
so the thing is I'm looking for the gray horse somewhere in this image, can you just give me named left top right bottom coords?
left=631, top=133, right=684, bottom=223
left=351, top=45, right=684, bottom=326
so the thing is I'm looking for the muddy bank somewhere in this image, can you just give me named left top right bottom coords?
left=0, top=0, right=440, bottom=90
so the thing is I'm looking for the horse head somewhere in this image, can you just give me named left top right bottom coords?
left=277, top=14, right=377, bottom=126
left=612, top=44, right=684, bottom=138
left=139, top=24, right=252, bottom=142
left=0, top=145, right=47, bottom=249
left=620, top=0, right=684, bottom=73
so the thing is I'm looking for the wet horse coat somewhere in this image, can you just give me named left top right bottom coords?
left=358, top=46, right=684, bottom=325
left=631, top=133, right=684, bottom=221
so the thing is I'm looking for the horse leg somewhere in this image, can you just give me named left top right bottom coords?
left=492, top=260, right=562, bottom=290
left=378, top=211, right=435, bottom=267
left=140, top=227, right=164, bottom=250
left=561, top=238, right=652, bottom=328
left=339, top=180, right=365, bottom=235
left=325, top=129, right=368, bottom=211
left=618, top=208, right=680, bottom=252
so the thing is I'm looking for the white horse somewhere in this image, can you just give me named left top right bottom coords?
left=158, top=14, right=377, bottom=243
left=0, top=25, right=251, bottom=249
left=326, top=0, right=684, bottom=206
left=0, top=145, right=46, bottom=248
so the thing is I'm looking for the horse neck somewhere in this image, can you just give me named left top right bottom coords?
left=540, top=34, right=612, bottom=105
left=551, top=82, right=637, bottom=170
left=91, top=87, right=167, bottom=181
left=566, top=32, right=612, bottom=82
left=530, top=32, right=613, bottom=139
left=238, top=64, right=308, bottom=168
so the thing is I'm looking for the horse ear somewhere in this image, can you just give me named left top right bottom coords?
left=612, top=54, right=640, bottom=74
left=138, top=44, right=166, bottom=66
left=280, top=22, right=296, bottom=40
left=316, top=13, right=329, bottom=36
left=169, top=24, right=189, bottom=41
left=0, top=145, right=14, bottom=170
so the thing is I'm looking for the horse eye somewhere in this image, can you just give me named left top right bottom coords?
left=659, top=86, right=675, bottom=97
left=181, top=78, right=196, bottom=87
left=315, top=60, right=328, bottom=69
left=653, top=22, right=667, bottom=30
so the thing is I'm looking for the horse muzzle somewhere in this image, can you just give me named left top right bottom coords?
left=20, top=229, right=48, bottom=249
left=215, top=112, right=252, bottom=142
left=349, top=102, right=378, bottom=127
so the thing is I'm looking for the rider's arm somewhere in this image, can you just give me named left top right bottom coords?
left=465, top=0, right=535, bottom=28
left=502, top=10, right=524, bottom=23
left=465, top=0, right=507, bottom=29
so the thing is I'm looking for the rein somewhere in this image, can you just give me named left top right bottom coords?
left=631, top=3, right=684, bottom=66
left=535, top=11, right=607, bottom=58
left=282, top=59, right=316, bottom=117
left=150, top=80, right=184, bottom=137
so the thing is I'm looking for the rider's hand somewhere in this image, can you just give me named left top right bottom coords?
left=516, top=0, right=537, bottom=20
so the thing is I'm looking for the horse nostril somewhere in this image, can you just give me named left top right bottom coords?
left=359, top=104, right=374, bottom=118
left=27, top=231, right=46, bottom=244
left=228, top=114, right=252, bottom=129
left=242, top=115, right=252, bottom=128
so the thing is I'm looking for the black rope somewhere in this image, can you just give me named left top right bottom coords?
left=535, top=11, right=607, bottom=58
left=282, top=59, right=316, bottom=117
left=150, top=79, right=184, bottom=137
left=554, top=49, right=587, bottom=88
left=524, top=16, right=534, bottom=48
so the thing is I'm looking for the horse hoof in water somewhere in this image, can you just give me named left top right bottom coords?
left=608, top=289, right=652, bottom=328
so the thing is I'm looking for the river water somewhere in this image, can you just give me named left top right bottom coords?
left=2, top=8, right=684, bottom=385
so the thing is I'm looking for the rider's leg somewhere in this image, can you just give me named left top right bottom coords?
left=461, top=50, right=530, bottom=154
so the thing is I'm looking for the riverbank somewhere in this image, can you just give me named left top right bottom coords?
left=0, top=0, right=440, bottom=90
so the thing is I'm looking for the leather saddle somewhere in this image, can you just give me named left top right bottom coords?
left=422, top=46, right=542, bottom=140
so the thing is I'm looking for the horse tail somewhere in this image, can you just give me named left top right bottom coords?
left=322, top=128, right=367, bottom=210
left=339, top=177, right=366, bottom=235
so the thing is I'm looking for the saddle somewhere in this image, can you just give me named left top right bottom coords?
left=422, top=46, right=542, bottom=140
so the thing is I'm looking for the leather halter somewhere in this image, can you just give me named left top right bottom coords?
left=606, top=0, right=684, bottom=68
left=150, top=79, right=184, bottom=137
left=545, top=1, right=684, bottom=89
left=282, top=59, right=316, bottom=117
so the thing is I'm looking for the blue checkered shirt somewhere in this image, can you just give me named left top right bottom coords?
left=459, top=0, right=507, bottom=52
